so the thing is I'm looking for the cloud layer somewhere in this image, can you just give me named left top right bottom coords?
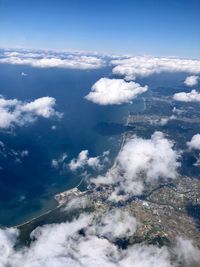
left=173, top=89, right=200, bottom=102
left=111, top=56, right=200, bottom=80
left=0, top=50, right=105, bottom=70
left=85, top=78, right=148, bottom=105
left=0, top=96, right=61, bottom=129
left=0, top=211, right=199, bottom=267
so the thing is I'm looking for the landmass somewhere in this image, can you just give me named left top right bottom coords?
left=17, top=113, right=200, bottom=259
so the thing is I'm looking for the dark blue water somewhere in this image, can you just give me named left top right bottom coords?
left=0, top=64, right=199, bottom=226
left=0, top=64, right=145, bottom=226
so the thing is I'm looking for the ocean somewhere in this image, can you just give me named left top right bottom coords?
left=0, top=64, right=145, bottom=226
left=1, top=64, right=199, bottom=226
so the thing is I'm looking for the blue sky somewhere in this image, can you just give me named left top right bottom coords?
left=0, top=0, right=199, bottom=58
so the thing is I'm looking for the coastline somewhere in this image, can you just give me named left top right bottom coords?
left=13, top=112, right=131, bottom=229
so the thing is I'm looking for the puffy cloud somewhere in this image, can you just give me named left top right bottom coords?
left=1, top=211, right=199, bottom=267
left=184, top=75, right=199, bottom=87
left=22, top=97, right=60, bottom=118
left=175, top=237, right=200, bottom=266
left=0, top=227, right=19, bottom=266
left=0, top=212, right=176, bottom=267
left=0, top=96, right=62, bottom=129
left=85, top=78, right=148, bottom=105
left=111, top=56, right=200, bottom=80
left=93, top=132, right=180, bottom=196
left=68, top=150, right=109, bottom=172
left=95, top=209, right=138, bottom=240
left=0, top=50, right=105, bottom=70
left=187, top=134, right=200, bottom=150
left=119, top=245, right=172, bottom=267
left=173, top=89, right=200, bottom=102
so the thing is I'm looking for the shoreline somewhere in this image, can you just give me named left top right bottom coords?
left=13, top=112, right=130, bottom=229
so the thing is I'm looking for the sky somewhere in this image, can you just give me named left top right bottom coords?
left=0, top=0, right=200, bottom=58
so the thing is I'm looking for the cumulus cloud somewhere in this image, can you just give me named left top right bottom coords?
left=1, top=210, right=199, bottom=267
left=0, top=96, right=62, bottom=129
left=187, top=134, right=200, bottom=150
left=68, top=150, right=109, bottom=172
left=175, top=237, right=200, bottom=266
left=111, top=56, right=200, bottom=80
left=93, top=132, right=180, bottom=196
left=95, top=209, right=138, bottom=240
left=0, top=213, right=197, bottom=267
left=0, top=212, right=176, bottom=267
left=184, top=75, right=199, bottom=87
left=85, top=78, right=148, bottom=105
left=173, top=89, right=200, bottom=102
left=0, top=50, right=105, bottom=70
left=0, top=227, right=19, bottom=266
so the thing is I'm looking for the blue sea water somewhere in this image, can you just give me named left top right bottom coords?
left=0, top=64, right=145, bottom=226
left=0, top=64, right=199, bottom=227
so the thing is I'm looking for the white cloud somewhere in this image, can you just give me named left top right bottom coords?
left=152, top=115, right=176, bottom=126
left=22, top=97, right=60, bottom=118
left=111, top=56, right=200, bottom=80
left=95, top=209, right=138, bottom=240
left=184, top=75, right=199, bottom=87
left=173, top=89, right=200, bottom=102
left=0, top=96, right=62, bottom=129
left=69, top=150, right=109, bottom=172
left=0, top=212, right=176, bottom=267
left=0, top=141, right=29, bottom=163
left=0, top=50, right=105, bottom=70
left=119, top=245, right=172, bottom=267
left=93, top=132, right=180, bottom=196
left=1, top=211, right=199, bottom=267
left=187, top=134, right=200, bottom=150
left=51, top=153, right=68, bottom=169
left=175, top=237, right=200, bottom=265
left=85, top=78, right=148, bottom=105
left=0, top=227, right=19, bottom=266
left=62, top=196, right=90, bottom=211
left=21, top=72, right=27, bottom=76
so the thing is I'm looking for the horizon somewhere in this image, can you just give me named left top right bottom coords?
left=1, top=1, right=200, bottom=267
